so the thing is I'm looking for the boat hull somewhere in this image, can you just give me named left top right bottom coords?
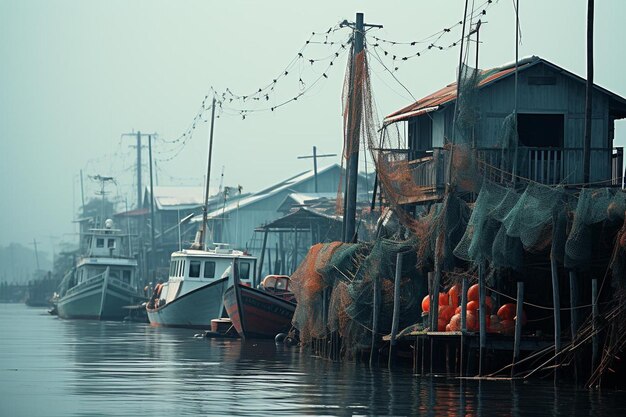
left=146, top=278, right=228, bottom=329
left=57, top=276, right=142, bottom=321
left=223, top=284, right=296, bottom=339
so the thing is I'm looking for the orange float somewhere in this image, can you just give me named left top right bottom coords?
left=497, top=303, right=516, bottom=321
left=467, top=284, right=480, bottom=302
left=438, top=292, right=449, bottom=306
left=448, top=285, right=460, bottom=306
left=466, top=300, right=479, bottom=311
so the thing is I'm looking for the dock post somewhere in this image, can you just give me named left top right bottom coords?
left=591, top=278, right=599, bottom=372
left=459, top=276, right=468, bottom=377
left=550, top=247, right=561, bottom=381
left=370, top=274, right=381, bottom=366
left=389, top=252, right=403, bottom=369
left=256, top=228, right=269, bottom=287
left=430, top=266, right=441, bottom=374
left=512, top=281, right=524, bottom=376
left=478, top=261, right=487, bottom=376
left=431, top=266, right=441, bottom=331
left=569, top=270, right=579, bottom=381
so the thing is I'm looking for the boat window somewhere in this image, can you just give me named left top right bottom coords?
left=189, top=261, right=201, bottom=278
left=180, top=260, right=186, bottom=277
left=122, top=270, right=132, bottom=284
left=169, top=261, right=175, bottom=277
left=107, top=238, right=115, bottom=249
left=96, top=238, right=105, bottom=248
left=276, top=278, right=287, bottom=290
left=204, top=261, right=216, bottom=278
left=88, top=267, right=106, bottom=278
left=239, top=262, right=250, bottom=280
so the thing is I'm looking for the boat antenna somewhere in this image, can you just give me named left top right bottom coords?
left=192, top=95, right=217, bottom=250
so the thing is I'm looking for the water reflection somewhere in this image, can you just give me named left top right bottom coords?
left=2, top=304, right=626, bottom=416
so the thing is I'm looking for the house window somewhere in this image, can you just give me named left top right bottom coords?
left=239, top=262, right=251, bottom=280
left=96, top=238, right=104, bottom=248
left=122, top=270, right=132, bottom=284
left=517, top=114, right=564, bottom=148
left=203, top=261, right=216, bottom=278
left=189, top=261, right=201, bottom=278
left=107, top=239, right=115, bottom=249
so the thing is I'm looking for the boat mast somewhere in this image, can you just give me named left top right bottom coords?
left=194, top=96, right=217, bottom=250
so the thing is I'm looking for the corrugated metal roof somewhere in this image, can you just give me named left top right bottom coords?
left=150, top=186, right=205, bottom=211
left=384, top=65, right=521, bottom=124
left=385, top=56, right=626, bottom=124
left=191, top=164, right=342, bottom=222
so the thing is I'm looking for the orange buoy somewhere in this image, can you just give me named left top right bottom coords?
left=497, top=303, right=517, bottom=321
left=421, top=295, right=430, bottom=313
left=466, top=300, right=479, bottom=311
left=467, top=284, right=480, bottom=302
left=438, top=292, right=449, bottom=306
left=448, top=284, right=460, bottom=306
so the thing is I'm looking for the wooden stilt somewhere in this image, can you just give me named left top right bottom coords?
left=512, top=281, right=524, bottom=376
left=591, top=278, right=599, bottom=371
left=550, top=247, right=561, bottom=381
left=431, top=266, right=441, bottom=331
left=569, top=270, right=579, bottom=382
left=389, top=252, right=403, bottom=369
left=459, top=277, right=468, bottom=377
left=478, top=262, right=487, bottom=376
left=370, top=274, right=381, bottom=366
left=461, top=277, right=468, bottom=331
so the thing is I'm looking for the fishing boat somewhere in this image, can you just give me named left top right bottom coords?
left=146, top=96, right=258, bottom=328
left=56, top=220, right=142, bottom=320
left=223, top=269, right=296, bottom=339
left=146, top=244, right=256, bottom=328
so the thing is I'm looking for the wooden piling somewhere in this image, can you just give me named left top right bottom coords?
left=430, top=266, right=441, bottom=374
left=370, top=274, right=381, bottom=366
left=512, top=281, right=524, bottom=376
left=478, top=262, right=487, bottom=376
left=550, top=247, right=561, bottom=381
left=388, top=252, right=403, bottom=369
left=569, top=271, right=578, bottom=338
left=459, top=276, right=468, bottom=377
left=591, top=278, right=598, bottom=371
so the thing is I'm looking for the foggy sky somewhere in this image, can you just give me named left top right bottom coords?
left=1, top=0, right=625, bottom=260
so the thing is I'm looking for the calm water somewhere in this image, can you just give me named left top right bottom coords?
left=1, top=304, right=626, bottom=417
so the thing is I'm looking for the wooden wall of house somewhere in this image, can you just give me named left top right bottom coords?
left=410, top=62, right=615, bottom=183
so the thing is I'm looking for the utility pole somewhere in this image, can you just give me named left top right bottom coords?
left=122, top=131, right=156, bottom=209
left=340, top=13, right=382, bottom=243
left=136, top=131, right=142, bottom=208
left=583, top=0, right=594, bottom=185
left=297, top=146, right=337, bottom=192
left=32, top=239, right=40, bottom=271
left=148, top=134, right=156, bottom=278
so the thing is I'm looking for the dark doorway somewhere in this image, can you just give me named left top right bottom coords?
left=517, top=113, right=564, bottom=148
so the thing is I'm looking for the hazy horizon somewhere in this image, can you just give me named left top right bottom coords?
left=2, top=0, right=625, bottom=258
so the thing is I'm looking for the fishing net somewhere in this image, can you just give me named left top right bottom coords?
left=567, top=188, right=626, bottom=269
left=291, top=238, right=423, bottom=355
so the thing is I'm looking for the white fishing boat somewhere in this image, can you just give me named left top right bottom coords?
left=146, top=244, right=256, bottom=328
left=146, top=96, right=257, bottom=328
left=56, top=220, right=142, bottom=320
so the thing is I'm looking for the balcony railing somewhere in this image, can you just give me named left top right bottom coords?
left=381, top=146, right=624, bottom=194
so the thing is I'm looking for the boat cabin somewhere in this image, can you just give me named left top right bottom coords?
left=157, top=245, right=257, bottom=306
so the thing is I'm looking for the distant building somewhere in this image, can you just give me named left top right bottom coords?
left=193, top=164, right=369, bottom=259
